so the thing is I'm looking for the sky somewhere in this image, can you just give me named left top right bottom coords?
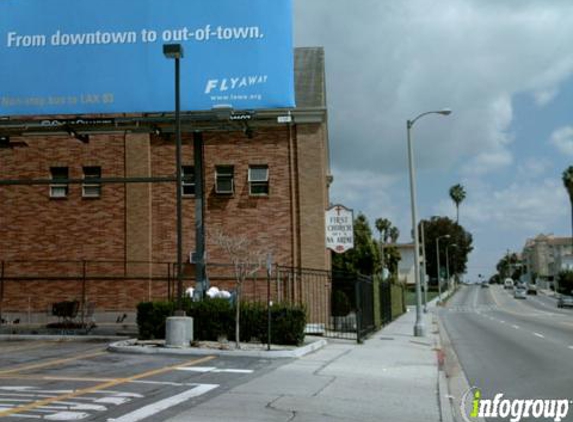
left=294, top=0, right=573, bottom=281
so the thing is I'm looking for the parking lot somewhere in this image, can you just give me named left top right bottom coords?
left=0, top=340, right=280, bottom=421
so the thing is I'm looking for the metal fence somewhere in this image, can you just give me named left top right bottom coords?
left=0, top=259, right=399, bottom=343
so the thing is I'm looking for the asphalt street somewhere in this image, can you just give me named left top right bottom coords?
left=0, top=340, right=283, bottom=421
left=440, top=285, right=573, bottom=421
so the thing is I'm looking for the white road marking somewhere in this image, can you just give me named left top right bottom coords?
left=176, top=367, right=254, bottom=374
left=512, top=325, right=520, bottom=329
left=533, top=332, right=545, bottom=338
left=45, top=411, right=89, bottom=420
left=500, top=320, right=506, bottom=324
left=106, top=384, right=218, bottom=422
left=568, top=346, right=573, bottom=350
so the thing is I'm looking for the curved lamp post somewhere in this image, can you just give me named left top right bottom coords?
left=407, top=108, right=452, bottom=337
left=435, top=234, right=450, bottom=304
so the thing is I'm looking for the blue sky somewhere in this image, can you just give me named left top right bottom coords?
left=295, top=0, right=573, bottom=280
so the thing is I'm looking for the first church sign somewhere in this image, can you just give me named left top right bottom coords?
left=325, top=205, right=354, bottom=253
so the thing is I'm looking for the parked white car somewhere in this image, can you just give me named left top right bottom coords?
left=504, top=278, right=514, bottom=289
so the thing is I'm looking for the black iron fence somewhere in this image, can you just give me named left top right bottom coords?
left=0, top=259, right=404, bottom=343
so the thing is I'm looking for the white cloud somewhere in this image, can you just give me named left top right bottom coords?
left=329, top=167, right=403, bottom=231
left=295, top=0, right=573, bottom=176
left=550, top=126, right=573, bottom=156
left=517, top=157, right=552, bottom=180
left=435, top=178, right=568, bottom=233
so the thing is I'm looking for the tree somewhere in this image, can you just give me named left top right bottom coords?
left=421, top=216, right=473, bottom=283
left=496, top=252, right=522, bottom=281
left=375, top=218, right=392, bottom=243
left=333, top=213, right=381, bottom=275
left=562, top=166, right=573, bottom=247
left=214, top=229, right=266, bottom=349
left=449, top=184, right=466, bottom=224
left=389, top=226, right=400, bottom=243
left=556, top=270, right=573, bottom=295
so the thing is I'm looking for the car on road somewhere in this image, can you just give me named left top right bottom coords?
left=514, top=286, right=527, bottom=299
left=557, top=294, right=573, bottom=308
left=526, top=283, right=538, bottom=295
left=504, top=278, right=514, bottom=289
left=480, top=282, right=489, bottom=288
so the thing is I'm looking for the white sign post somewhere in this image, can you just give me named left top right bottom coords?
left=325, top=205, right=354, bottom=253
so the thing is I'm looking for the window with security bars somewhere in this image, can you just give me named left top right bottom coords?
left=82, top=166, right=101, bottom=198
left=182, top=165, right=195, bottom=196
left=50, top=167, right=69, bottom=198
left=248, top=165, right=269, bottom=196
left=215, top=165, right=234, bottom=195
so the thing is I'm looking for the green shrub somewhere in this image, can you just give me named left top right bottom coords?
left=136, top=301, right=175, bottom=340
left=136, top=299, right=306, bottom=346
left=186, top=298, right=234, bottom=341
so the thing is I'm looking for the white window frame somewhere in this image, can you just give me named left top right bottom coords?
left=82, top=166, right=101, bottom=198
left=181, top=165, right=195, bottom=197
left=248, top=165, right=269, bottom=196
left=215, top=165, right=234, bottom=195
left=50, top=167, right=69, bottom=198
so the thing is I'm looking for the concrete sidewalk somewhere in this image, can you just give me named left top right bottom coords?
left=166, top=307, right=444, bottom=422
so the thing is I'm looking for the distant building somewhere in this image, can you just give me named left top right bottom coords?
left=522, top=234, right=573, bottom=289
left=387, top=243, right=417, bottom=286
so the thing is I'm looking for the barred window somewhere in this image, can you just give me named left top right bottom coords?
left=50, top=167, right=69, bottom=198
left=182, top=165, right=195, bottom=197
left=82, top=166, right=101, bottom=198
left=215, top=165, right=234, bottom=195
left=248, top=165, right=269, bottom=196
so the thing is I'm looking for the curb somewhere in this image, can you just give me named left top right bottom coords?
left=0, top=334, right=128, bottom=342
left=107, top=337, right=328, bottom=359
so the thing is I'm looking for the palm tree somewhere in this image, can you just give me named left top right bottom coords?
left=562, top=166, right=573, bottom=247
left=389, top=226, right=400, bottom=243
left=375, top=218, right=391, bottom=243
left=449, top=184, right=466, bottom=224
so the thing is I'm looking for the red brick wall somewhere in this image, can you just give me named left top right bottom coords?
left=0, top=124, right=330, bottom=313
left=0, top=134, right=126, bottom=261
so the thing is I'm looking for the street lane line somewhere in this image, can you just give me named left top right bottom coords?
left=512, top=325, right=520, bottom=329
left=0, top=342, right=54, bottom=354
left=533, top=332, right=545, bottom=338
left=176, top=367, right=253, bottom=374
left=568, top=346, right=573, bottom=350
left=106, top=384, right=218, bottom=422
left=0, top=350, right=107, bottom=376
left=0, top=355, right=216, bottom=417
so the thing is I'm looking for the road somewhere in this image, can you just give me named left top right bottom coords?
left=0, top=340, right=283, bottom=421
left=440, top=285, right=573, bottom=421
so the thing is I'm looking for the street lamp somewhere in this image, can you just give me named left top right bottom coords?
left=163, top=43, right=185, bottom=313
left=407, top=108, right=452, bottom=337
left=420, top=221, right=428, bottom=313
left=446, top=243, right=458, bottom=293
left=435, top=234, right=450, bottom=304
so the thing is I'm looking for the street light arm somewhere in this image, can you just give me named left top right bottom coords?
left=408, top=109, right=452, bottom=128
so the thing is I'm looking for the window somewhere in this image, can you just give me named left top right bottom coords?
left=248, top=165, right=269, bottom=196
left=215, top=165, right=234, bottom=194
left=50, top=167, right=69, bottom=198
left=182, top=166, right=195, bottom=196
left=82, top=166, right=101, bottom=198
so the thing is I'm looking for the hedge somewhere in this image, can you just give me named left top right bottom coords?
left=136, top=299, right=306, bottom=346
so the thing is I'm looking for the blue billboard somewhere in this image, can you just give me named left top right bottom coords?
left=0, top=0, right=295, bottom=116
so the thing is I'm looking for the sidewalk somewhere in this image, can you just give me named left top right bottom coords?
left=166, top=307, right=444, bottom=422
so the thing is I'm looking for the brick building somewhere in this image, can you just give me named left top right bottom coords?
left=0, top=47, right=332, bottom=319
